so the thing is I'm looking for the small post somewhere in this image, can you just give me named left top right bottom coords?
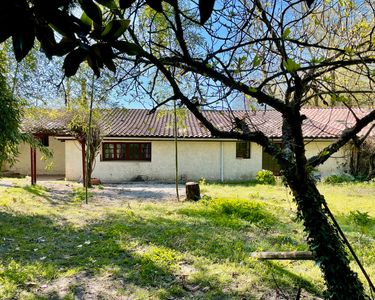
left=185, top=182, right=200, bottom=201
left=30, top=146, right=37, bottom=185
left=80, top=139, right=86, bottom=187
left=33, top=148, right=36, bottom=185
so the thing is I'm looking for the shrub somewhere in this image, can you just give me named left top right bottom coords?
left=348, top=210, right=373, bottom=235
left=323, top=174, right=354, bottom=184
left=256, top=169, right=276, bottom=185
left=71, top=187, right=92, bottom=203
left=210, top=198, right=274, bottom=225
left=348, top=210, right=372, bottom=228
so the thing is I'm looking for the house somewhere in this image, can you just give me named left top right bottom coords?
left=4, top=108, right=374, bottom=182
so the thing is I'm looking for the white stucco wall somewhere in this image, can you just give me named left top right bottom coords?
left=223, top=142, right=263, bottom=181
left=64, top=139, right=262, bottom=182
left=4, top=137, right=65, bottom=175
left=305, top=140, right=346, bottom=177
left=6, top=138, right=347, bottom=182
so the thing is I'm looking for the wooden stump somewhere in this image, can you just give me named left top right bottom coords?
left=186, top=182, right=200, bottom=201
left=90, top=178, right=101, bottom=185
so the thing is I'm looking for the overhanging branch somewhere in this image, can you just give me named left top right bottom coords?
left=307, top=110, right=375, bottom=168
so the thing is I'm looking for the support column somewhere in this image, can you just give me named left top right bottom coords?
left=80, top=139, right=86, bottom=187
left=33, top=147, right=37, bottom=184
left=30, top=146, right=37, bottom=185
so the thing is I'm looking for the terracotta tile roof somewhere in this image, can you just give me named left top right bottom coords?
left=21, top=109, right=71, bottom=135
left=100, top=108, right=374, bottom=139
left=23, top=107, right=375, bottom=139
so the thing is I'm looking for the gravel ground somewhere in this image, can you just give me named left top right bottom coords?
left=0, top=177, right=186, bottom=202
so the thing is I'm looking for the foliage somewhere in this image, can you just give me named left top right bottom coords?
left=0, top=74, right=24, bottom=168
left=71, top=187, right=93, bottom=203
left=348, top=210, right=373, bottom=231
left=67, top=81, right=104, bottom=187
left=323, top=174, right=355, bottom=184
left=208, top=197, right=275, bottom=225
left=256, top=169, right=276, bottom=185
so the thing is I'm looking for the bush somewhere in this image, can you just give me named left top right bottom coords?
left=348, top=210, right=372, bottom=228
left=210, top=198, right=274, bottom=225
left=348, top=210, right=373, bottom=234
left=256, top=169, right=276, bottom=185
left=323, top=174, right=354, bottom=184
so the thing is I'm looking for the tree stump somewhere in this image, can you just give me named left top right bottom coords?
left=90, top=178, right=101, bottom=185
left=186, top=182, right=200, bottom=201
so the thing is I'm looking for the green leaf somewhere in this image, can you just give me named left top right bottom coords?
left=91, top=43, right=115, bottom=73
left=81, top=12, right=93, bottom=32
left=0, top=30, right=11, bottom=44
left=48, top=13, right=77, bottom=39
left=103, top=57, right=116, bottom=72
left=199, top=0, right=215, bottom=25
left=146, top=0, right=163, bottom=12
left=12, top=26, right=36, bottom=62
left=87, top=53, right=102, bottom=77
left=119, top=0, right=136, bottom=9
left=282, top=27, right=291, bottom=39
left=283, top=58, right=301, bottom=72
left=0, top=16, right=12, bottom=43
left=310, top=56, right=324, bottom=65
left=79, top=0, right=102, bottom=25
left=305, top=0, right=314, bottom=8
left=101, top=20, right=130, bottom=41
left=36, top=25, right=57, bottom=59
left=330, top=94, right=348, bottom=103
left=63, top=48, right=88, bottom=77
left=344, top=46, right=354, bottom=55
left=252, top=54, right=261, bottom=67
left=94, top=0, right=117, bottom=9
left=54, top=37, right=78, bottom=56
left=112, top=41, right=143, bottom=55
left=248, top=86, right=257, bottom=93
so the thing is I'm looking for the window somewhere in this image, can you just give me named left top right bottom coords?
left=102, top=142, right=151, bottom=161
left=236, top=141, right=251, bottom=159
left=40, top=135, right=49, bottom=147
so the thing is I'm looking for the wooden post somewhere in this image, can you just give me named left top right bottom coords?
left=30, top=146, right=34, bottom=185
left=80, top=139, right=86, bottom=187
left=186, top=182, right=200, bottom=201
left=250, top=251, right=314, bottom=260
left=30, top=146, right=37, bottom=185
left=33, top=147, right=36, bottom=184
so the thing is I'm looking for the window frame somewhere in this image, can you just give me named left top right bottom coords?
left=236, top=141, right=251, bottom=159
left=102, top=142, right=151, bottom=161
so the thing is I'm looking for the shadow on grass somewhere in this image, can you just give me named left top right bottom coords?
left=0, top=208, right=322, bottom=299
left=23, top=184, right=49, bottom=199
left=262, top=261, right=321, bottom=297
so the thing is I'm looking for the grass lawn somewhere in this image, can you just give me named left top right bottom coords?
left=0, top=179, right=374, bottom=299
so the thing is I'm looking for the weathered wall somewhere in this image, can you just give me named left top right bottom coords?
left=64, top=139, right=262, bottom=182
left=7, top=138, right=346, bottom=182
left=305, top=141, right=346, bottom=177
left=4, top=137, right=65, bottom=175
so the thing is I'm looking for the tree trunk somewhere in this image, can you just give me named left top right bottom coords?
left=280, top=109, right=365, bottom=299
left=185, top=182, right=200, bottom=201
left=287, top=175, right=365, bottom=299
